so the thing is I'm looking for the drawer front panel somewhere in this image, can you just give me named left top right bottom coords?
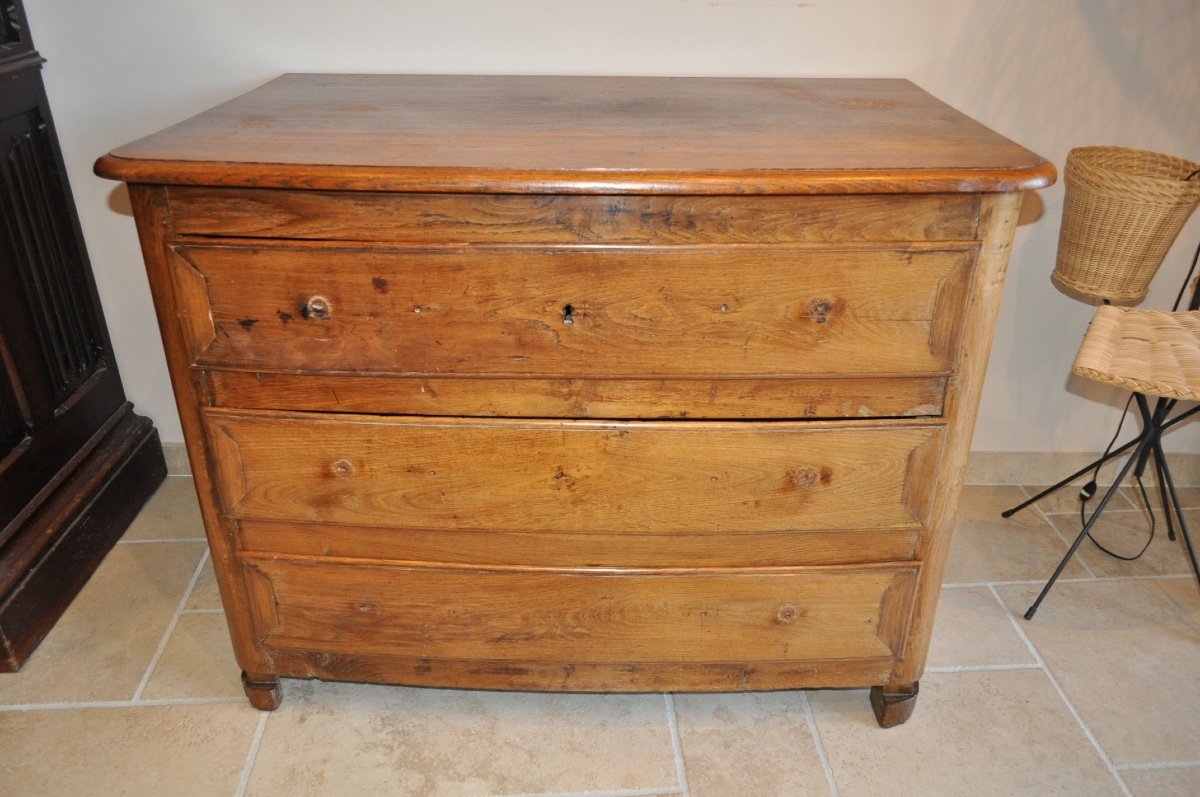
left=167, top=188, right=981, bottom=244
left=172, top=245, right=975, bottom=378
left=206, top=411, right=942, bottom=534
left=242, top=556, right=919, bottom=664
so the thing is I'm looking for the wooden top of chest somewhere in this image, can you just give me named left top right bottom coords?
left=96, top=74, right=1054, bottom=195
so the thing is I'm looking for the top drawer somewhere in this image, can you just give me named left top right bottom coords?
left=168, top=243, right=976, bottom=380
left=165, top=188, right=982, bottom=245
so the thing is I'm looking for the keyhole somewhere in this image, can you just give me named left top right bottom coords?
left=562, top=304, right=574, bottom=326
left=303, top=295, right=332, bottom=321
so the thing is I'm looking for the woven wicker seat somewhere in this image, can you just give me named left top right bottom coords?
left=1015, top=300, right=1200, bottom=620
left=1074, top=305, right=1200, bottom=401
left=1012, top=144, right=1200, bottom=620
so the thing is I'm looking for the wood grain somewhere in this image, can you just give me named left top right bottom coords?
left=95, top=75, right=1055, bottom=194
left=174, top=244, right=976, bottom=377
left=99, top=76, right=1054, bottom=718
left=204, top=371, right=949, bottom=420
left=235, top=521, right=919, bottom=569
left=205, top=410, right=942, bottom=534
left=125, top=185, right=276, bottom=680
left=889, top=192, right=1025, bottom=690
left=166, top=188, right=981, bottom=243
left=241, top=555, right=920, bottom=664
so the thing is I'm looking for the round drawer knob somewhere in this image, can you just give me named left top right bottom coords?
left=304, top=295, right=332, bottom=320
left=776, top=603, right=800, bottom=623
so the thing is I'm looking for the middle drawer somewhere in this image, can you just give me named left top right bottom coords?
left=205, top=410, right=943, bottom=566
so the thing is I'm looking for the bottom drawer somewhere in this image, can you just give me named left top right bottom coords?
left=241, top=556, right=919, bottom=666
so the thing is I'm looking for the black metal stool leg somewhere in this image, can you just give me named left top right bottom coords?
left=1150, top=446, right=1177, bottom=542
left=1154, top=438, right=1200, bottom=584
left=1138, top=397, right=1177, bottom=541
left=1024, top=395, right=1157, bottom=620
left=1024, top=452, right=1145, bottom=620
left=1000, top=437, right=1140, bottom=519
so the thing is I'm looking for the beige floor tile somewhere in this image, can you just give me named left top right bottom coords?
left=808, top=670, right=1124, bottom=797
left=121, top=475, right=207, bottom=540
left=0, top=543, right=205, bottom=705
left=945, top=486, right=1091, bottom=584
left=0, top=702, right=260, bottom=797
left=184, top=557, right=224, bottom=611
left=1122, top=766, right=1200, bottom=797
left=673, top=691, right=829, bottom=797
left=995, top=579, right=1200, bottom=766
left=245, top=680, right=678, bottom=796
left=141, top=613, right=243, bottom=700
left=1023, top=481, right=1135, bottom=515
left=926, top=586, right=1035, bottom=669
left=1059, top=508, right=1198, bottom=578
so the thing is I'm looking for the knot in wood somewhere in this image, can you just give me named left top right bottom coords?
left=807, top=297, right=835, bottom=323
left=776, top=603, right=799, bottom=623
left=790, top=466, right=820, bottom=488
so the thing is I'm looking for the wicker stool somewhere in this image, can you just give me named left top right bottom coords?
left=1023, top=305, right=1200, bottom=619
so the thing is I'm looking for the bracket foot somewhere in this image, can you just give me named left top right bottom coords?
left=241, top=671, right=282, bottom=710
left=870, top=682, right=919, bottom=728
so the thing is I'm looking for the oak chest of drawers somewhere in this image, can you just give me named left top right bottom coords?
left=96, top=74, right=1053, bottom=726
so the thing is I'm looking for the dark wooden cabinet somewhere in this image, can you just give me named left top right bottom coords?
left=0, top=0, right=165, bottom=670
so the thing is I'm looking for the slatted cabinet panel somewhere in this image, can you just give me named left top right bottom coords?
left=0, top=0, right=163, bottom=671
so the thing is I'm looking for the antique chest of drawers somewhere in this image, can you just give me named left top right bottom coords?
left=96, top=75, right=1053, bottom=726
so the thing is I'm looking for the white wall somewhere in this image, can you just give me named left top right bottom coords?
left=23, top=0, right=1200, bottom=452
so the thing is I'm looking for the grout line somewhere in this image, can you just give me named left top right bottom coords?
left=799, top=691, right=841, bottom=797
left=0, top=697, right=247, bottom=712
left=1117, top=761, right=1200, bottom=771
left=1040, top=507, right=1187, bottom=517
left=184, top=547, right=211, bottom=598
left=1058, top=573, right=1193, bottom=584
left=496, top=789, right=685, bottom=797
left=663, top=694, right=691, bottom=797
left=1019, top=486, right=1098, bottom=579
left=943, top=579, right=1046, bottom=588
left=987, top=584, right=1133, bottom=797
left=944, top=573, right=1193, bottom=591
left=132, top=548, right=211, bottom=701
left=233, top=709, right=270, bottom=797
left=128, top=609, right=182, bottom=700
left=924, top=663, right=1041, bottom=673
left=179, top=608, right=226, bottom=615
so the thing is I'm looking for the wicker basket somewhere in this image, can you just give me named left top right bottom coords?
left=1053, top=146, right=1200, bottom=305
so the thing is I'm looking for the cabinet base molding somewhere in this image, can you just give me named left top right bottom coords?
left=0, top=404, right=166, bottom=671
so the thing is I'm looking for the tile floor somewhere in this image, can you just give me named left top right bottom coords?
left=1, top=476, right=1197, bottom=796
